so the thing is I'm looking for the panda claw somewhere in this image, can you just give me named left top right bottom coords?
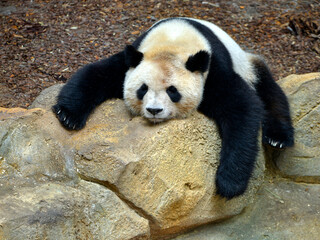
left=265, top=137, right=287, bottom=149
left=57, top=109, right=61, bottom=114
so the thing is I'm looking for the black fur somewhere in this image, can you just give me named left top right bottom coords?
left=52, top=51, right=127, bottom=130
left=183, top=19, right=263, bottom=198
left=199, top=73, right=263, bottom=198
left=253, top=59, right=294, bottom=148
left=137, top=83, right=148, bottom=100
left=166, top=86, right=182, bottom=103
left=186, top=50, right=210, bottom=73
left=52, top=18, right=294, bottom=199
left=125, top=45, right=144, bottom=68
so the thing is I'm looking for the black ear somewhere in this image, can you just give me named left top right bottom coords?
left=124, top=45, right=144, bottom=68
left=186, top=50, right=210, bottom=73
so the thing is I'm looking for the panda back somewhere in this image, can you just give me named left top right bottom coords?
left=186, top=18, right=258, bottom=87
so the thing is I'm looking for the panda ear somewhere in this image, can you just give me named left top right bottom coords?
left=124, top=45, right=144, bottom=68
left=186, top=51, right=210, bottom=73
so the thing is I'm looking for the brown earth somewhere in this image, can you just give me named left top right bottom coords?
left=1, top=0, right=319, bottom=108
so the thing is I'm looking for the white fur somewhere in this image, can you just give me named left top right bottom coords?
left=138, top=19, right=211, bottom=63
left=124, top=58, right=205, bottom=122
left=124, top=61, right=175, bottom=120
left=143, top=90, right=172, bottom=121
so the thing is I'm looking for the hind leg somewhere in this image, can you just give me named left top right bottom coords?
left=253, top=58, right=294, bottom=148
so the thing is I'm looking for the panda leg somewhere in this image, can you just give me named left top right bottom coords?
left=199, top=75, right=263, bottom=199
left=253, top=59, right=294, bottom=148
left=52, top=51, right=128, bottom=130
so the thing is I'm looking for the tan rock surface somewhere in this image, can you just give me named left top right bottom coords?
left=70, top=100, right=265, bottom=237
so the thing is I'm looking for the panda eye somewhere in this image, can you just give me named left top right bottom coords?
left=166, top=86, right=182, bottom=103
left=137, top=83, right=148, bottom=100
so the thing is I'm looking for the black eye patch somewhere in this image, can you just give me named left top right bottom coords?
left=137, top=83, right=148, bottom=100
left=166, top=86, right=182, bottom=102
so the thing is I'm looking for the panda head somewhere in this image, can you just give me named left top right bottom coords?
left=123, top=45, right=210, bottom=123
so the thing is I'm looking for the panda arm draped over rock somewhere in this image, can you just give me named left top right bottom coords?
left=53, top=18, right=294, bottom=199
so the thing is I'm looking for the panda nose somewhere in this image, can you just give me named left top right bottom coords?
left=147, top=108, right=163, bottom=115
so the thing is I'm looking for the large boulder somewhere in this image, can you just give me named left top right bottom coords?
left=274, top=73, right=320, bottom=181
left=68, top=100, right=264, bottom=237
left=0, top=108, right=150, bottom=240
left=0, top=181, right=150, bottom=240
left=0, top=84, right=265, bottom=239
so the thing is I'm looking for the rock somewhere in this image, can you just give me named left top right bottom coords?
left=173, top=179, right=320, bottom=240
left=0, top=108, right=72, bottom=184
left=0, top=86, right=265, bottom=239
left=274, top=73, right=320, bottom=180
left=0, top=181, right=150, bottom=240
left=71, top=100, right=264, bottom=238
left=0, top=108, right=150, bottom=240
left=173, top=71, right=320, bottom=239
left=29, top=83, right=64, bottom=110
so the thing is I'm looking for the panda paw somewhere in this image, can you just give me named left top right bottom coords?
left=262, top=118, right=294, bottom=149
left=215, top=169, right=248, bottom=199
left=264, top=137, right=289, bottom=149
left=52, top=104, right=87, bottom=130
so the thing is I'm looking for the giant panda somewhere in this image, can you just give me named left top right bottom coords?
left=52, top=17, right=294, bottom=199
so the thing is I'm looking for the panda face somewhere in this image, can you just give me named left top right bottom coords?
left=124, top=56, right=206, bottom=123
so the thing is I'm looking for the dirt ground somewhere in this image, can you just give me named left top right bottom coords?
left=1, top=0, right=319, bottom=108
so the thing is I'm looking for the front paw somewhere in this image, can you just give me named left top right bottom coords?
left=52, top=104, right=87, bottom=130
left=215, top=169, right=249, bottom=199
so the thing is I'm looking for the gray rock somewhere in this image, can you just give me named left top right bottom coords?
left=274, top=73, right=320, bottom=180
left=29, top=84, right=64, bottom=110
left=0, top=108, right=150, bottom=240
left=0, top=181, right=150, bottom=240
left=0, top=109, right=68, bottom=181
left=173, top=179, right=320, bottom=240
